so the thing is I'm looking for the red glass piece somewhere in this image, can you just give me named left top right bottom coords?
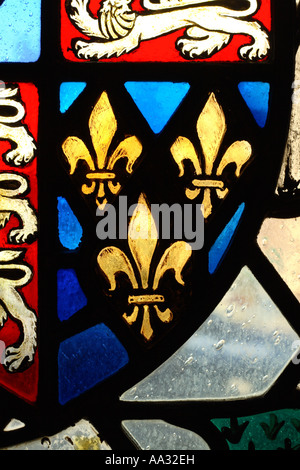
left=0, top=83, right=39, bottom=404
left=61, top=0, right=271, bottom=63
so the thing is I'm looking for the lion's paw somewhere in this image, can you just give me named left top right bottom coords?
left=4, top=343, right=35, bottom=372
left=239, top=44, right=268, bottom=61
left=3, top=128, right=36, bottom=167
left=177, top=38, right=210, bottom=59
left=4, top=147, right=35, bottom=167
left=74, top=40, right=102, bottom=60
left=177, top=34, right=230, bottom=60
left=239, top=33, right=270, bottom=61
left=9, top=226, right=37, bottom=244
left=74, top=39, right=132, bottom=60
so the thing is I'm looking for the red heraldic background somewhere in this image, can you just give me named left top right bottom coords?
left=61, top=0, right=271, bottom=63
left=0, top=83, right=38, bottom=404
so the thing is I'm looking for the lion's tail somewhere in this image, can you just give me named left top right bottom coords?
left=223, top=0, right=260, bottom=18
left=142, top=0, right=259, bottom=17
left=66, top=0, right=104, bottom=39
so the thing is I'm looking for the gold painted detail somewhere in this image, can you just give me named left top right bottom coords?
left=128, top=294, right=165, bottom=305
left=97, top=194, right=192, bottom=342
left=62, top=91, right=143, bottom=209
left=171, top=93, right=252, bottom=218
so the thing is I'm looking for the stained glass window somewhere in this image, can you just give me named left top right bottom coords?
left=0, top=0, right=299, bottom=454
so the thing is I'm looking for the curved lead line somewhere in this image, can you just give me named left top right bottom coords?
left=0, top=173, right=28, bottom=197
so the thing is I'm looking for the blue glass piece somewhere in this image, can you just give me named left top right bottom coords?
left=238, top=82, right=270, bottom=128
left=60, top=82, right=87, bottom=113
left=125, top=81, right=190, bottom=133
left=58, top=324, right=129, bottom=404
left=57, top=197, right=83, bottom=250
left=57, top=269, right=87, bottom=322
left=0, top=0, right=41, bottom=62
left=209, top=203, right=245, bottom=274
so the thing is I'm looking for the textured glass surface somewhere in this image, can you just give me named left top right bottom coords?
left=0, top=0, right=41, bottom=62
left=1, top=419, right=110, bottom=450
left=211, top=409, right=300, bottom=450
left=122, top=420, right=210, bottom=450
left=209, top=203, right=245, bottom=274
left=121, top=266, right=300, bottom=402
left=58, top=324, right=129, bottom=404
left=60, top=82, right=87, bottom=113
left=3, top=419, right=25, bottom=432
left=57, top=197, right=83, bottom=250
left=277, top=44, right=300, bottom=192
left=1, top=0, right=299, bottom=453
left=124, top=82, right=190, bottom=133
left=0, top=82, right=39, bottom=403
left=258, top=217, right=300, bottom=302
left=238, top=82, right=270, bottom=128
left=57, top=269, right=87, bottom=321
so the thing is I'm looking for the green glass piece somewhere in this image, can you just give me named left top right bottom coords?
left=211, top=409, right=300, bottom=450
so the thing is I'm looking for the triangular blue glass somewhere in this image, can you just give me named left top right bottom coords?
left=60, top=82, right=87, bottom=113
left=209, top=203, right=245, bottom=274
left=238, top=82, right=270, bottom=128
left=125, top=81, right=190, bottom=133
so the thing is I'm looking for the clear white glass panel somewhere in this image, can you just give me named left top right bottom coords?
left=1, top=420, right=109, bottom=450
left=122, top=420, right=210, bottom=450
left=258, top=217, right=300, bottom=302
left=121, top=266, right=300, bottom=402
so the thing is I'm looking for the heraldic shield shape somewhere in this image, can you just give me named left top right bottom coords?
left=0, top=0, right=299, bottom=452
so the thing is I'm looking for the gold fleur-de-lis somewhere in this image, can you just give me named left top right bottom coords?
left=97, top=194, right=192, bottom=342
left=62, top=91, right=143, bottom=209
left=171, top=93, right=252, bottom=218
